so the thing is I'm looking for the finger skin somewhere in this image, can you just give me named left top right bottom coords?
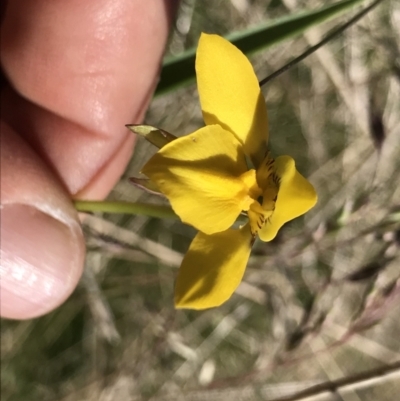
left=0, top=0, right=178, bottom=319
left=0, top=122, right=86, bottom=319
left=1, top=0, right=177, bottom=195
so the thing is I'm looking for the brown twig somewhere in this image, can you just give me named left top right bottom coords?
left=265, top=360, right=400, bottom=401
left=259, top=0, right=387, bottom=87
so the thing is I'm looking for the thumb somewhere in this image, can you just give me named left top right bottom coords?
left=0, top=122, right=85, bottom=319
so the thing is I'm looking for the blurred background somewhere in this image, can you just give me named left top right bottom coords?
left=2, top=0, right=399, bottom=400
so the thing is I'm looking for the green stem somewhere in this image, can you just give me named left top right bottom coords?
left=74, top=200, right=178, bottom=220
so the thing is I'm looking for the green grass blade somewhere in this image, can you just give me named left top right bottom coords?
left=155, top=0, right=367, bottom=95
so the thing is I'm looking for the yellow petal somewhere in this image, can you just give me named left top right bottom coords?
left=175, top=225, right=253, bottom=309
left=142, top=125, right=249, bottom=235
left=258, top=156, right=317, bottom=242
left=196, top=33, right=269, bottom=167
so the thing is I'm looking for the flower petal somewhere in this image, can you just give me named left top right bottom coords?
left=258, top=156, right=317, bottom=242
left=196, top=33, right=269, bottom=166
left=142, top=125, right=249, bottom=235
left=175, top=225, right=253, bottom=309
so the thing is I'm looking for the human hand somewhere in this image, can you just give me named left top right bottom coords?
left=0, top=0, right=177, bottom=319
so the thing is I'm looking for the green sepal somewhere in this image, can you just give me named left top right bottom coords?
left=126, top=124, right=177, bottom=148
left=128, top=177, right=164, bottom=197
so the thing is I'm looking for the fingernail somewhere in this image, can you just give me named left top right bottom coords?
left=0, top=204, right=84, bottom=319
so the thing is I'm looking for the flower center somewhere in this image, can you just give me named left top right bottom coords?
left=242, top=154, right=280, bottom=236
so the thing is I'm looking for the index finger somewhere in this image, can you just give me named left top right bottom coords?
left=1, top=0, right=178, bottom=196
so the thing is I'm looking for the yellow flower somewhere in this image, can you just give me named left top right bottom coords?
left=142, top=34, right=317, bottom=310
